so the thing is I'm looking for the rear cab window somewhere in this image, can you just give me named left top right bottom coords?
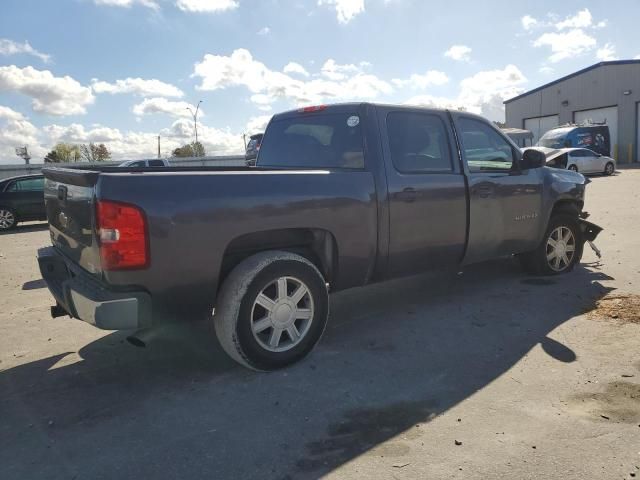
left=257, top=111, right=364, bottom=169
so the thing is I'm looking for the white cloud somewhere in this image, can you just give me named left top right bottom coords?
left=555, top=8, right=592, bottom=30
left=393, top=70, right=449, bottom=89
left=533, top=28, right=596, bottom=63
left=91, top=77, right=183, bottom=97
left=444, top=45, right=472, bottom=62
left=318, top=0, right=365, bottom=24
left=283, top=62, right=310, bottom=77
left=0, top=39, right=51, bottom=63
left=0, top=106, right=45, bottom=163
left=320, top=59, right=361, bottom=80
left=132, top=98, right=203, bottom=118
left=521, top=15, right=537, bottom=30
left=192, top=49, right=392, bottom=107
left=160, top=119, right=244, bottom=155
left=635, top=54, right=640, bottom=60
left=175, top=0, right=238, bottom=13
left=405, top=65, right=527, bottom=122
left=257, top=26, right=271, bottom=35
left=245, top=115, right=272, bottom=134
left=0, top=65, right=94, bottom=116
left=596, top=43, right=617, bottom=61
left=94, top=0, right=159, bottom=10
left=539, top=65, right=555, bottom=74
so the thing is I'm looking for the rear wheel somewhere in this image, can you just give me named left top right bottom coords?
left=213, top=251, right=329, bottom=371
left=568, top=164, right=578, bottom=172
left=604, top=162, right=614, bottom=176
left=0, top=208, right=16, bottom=230
left=519, top=213, right=583, bottom=275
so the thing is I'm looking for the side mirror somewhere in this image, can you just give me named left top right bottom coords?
left=521, top=149, right=546, bottom=170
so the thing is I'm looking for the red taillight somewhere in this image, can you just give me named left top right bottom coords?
left=298, top=105, right=327, bottom=113
left=96, top=200, right=148, bottom=270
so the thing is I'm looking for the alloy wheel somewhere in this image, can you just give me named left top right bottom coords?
left=546, top=226, right=576, bottom=272
left=0, top=209, right=15, bottom=230
left=250, top=276, right=314, bottom=352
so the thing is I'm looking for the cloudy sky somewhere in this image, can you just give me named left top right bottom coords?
left=0, top=0, right=638, bottom=164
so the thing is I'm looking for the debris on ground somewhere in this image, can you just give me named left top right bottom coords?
left=454, top=440, right=462, bottom=446
left=589, top=294, right=640, bottom=324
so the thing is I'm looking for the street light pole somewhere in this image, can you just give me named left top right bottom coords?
left=186, top=100, right=202, bottom=155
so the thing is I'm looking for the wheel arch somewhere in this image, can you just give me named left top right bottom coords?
left=218, top=228, right=338, bottom=292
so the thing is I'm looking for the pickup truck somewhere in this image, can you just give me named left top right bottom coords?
left=38, top=103, right=602, bottom=371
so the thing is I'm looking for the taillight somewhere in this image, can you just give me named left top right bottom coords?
left=96, top=200, right=148, bottom=270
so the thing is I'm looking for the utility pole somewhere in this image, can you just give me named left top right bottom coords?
left=242, top=133, right=247, bottom=151
left=157, top=136, right=161, bottom=158
left=186, top=100, right=202, bottom=156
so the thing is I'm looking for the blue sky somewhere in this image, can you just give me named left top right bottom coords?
left=0, top=0, right=638, bottom=163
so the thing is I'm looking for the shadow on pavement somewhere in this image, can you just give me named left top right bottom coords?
left=0, top=258, right=614, bottom=480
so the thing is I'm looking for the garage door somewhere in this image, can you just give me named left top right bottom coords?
left=574, top=106, right=618, bottom=159
left=524, top=115, right=559, bottom=145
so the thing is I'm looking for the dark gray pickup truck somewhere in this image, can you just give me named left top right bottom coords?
left=38, top=103, right=602, bottom=370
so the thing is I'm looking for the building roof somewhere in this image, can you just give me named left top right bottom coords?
left=504, top=60, right=640, bottom=105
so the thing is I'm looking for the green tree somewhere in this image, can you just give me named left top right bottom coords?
left=171, top=141, right=205, bottom=158
left=44, top=143, right=81, bottom=163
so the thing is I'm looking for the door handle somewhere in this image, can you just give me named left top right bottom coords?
left=474, top=185, right=493, bottom=198
left=396, top=188, right=418, bottom=202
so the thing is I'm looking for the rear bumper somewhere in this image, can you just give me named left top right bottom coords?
left=37, top=246, right=152, bottom=330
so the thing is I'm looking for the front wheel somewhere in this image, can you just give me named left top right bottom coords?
left=519, top=213, right=583, bottom=275
left=213, top=251, right=329, bottom=371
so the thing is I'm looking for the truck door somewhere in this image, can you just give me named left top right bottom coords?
left=381, top=108, right=467, bottom=276
left=450, top=113, right=544, bottom=264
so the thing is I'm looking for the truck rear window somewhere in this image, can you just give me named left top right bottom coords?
left=258, top=113, right=364, bottom=169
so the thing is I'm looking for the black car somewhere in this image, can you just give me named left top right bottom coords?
left=245, top=133, right=263, bottom=166
left=0, top=174, right=46, bottom=230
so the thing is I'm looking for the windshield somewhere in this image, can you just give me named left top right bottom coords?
left=537, top=128, right=571, bottom=148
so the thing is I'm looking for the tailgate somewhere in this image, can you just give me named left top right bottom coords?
left=42, top=167, right=102, bottom=276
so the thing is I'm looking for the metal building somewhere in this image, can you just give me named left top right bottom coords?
left=504, top=60, right=640, bottom=163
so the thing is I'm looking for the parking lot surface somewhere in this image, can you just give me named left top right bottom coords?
left=1, top=170, right=639, bottom=479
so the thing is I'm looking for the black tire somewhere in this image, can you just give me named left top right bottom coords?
left=568, top=165, right=578, bottom=172
left=213, top=251, right=329, bottom=371
left=0, top=207, right=17, bottom=231
left=519, top=213, right=583, bottom=276
left=604, top=162, right=614, bottom=176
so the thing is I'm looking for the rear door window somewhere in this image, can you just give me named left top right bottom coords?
left=386, top=112, right=453, bottom=173
left=258, top=113, right=364, bottom=169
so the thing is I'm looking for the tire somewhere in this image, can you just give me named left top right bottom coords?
left=604, top=162, right=614, bottom=176
left=0, top=207, right=17, bottom=231
left=213, top=251, right=329, bottom=371
left=519, top=213, right=583, bottom=276
left=568, top=165, right=578, bottom=172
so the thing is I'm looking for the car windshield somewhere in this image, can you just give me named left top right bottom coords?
left=538, top=128, right=571, bottom=148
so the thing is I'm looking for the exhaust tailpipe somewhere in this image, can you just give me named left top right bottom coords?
left=126, top=329, right=156, bottom=348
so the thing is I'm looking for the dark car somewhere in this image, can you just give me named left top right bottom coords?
left=537, top=124, right=611, bottom=157
left=38, top=103, right=602, bottom=370
left=0, top=174, right=46, bottom=230
left=245, top=133, right=263, bottom=166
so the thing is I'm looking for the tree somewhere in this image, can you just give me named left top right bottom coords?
left=493, top=120, right=507, bottom=129
left=80, top=143, right=111, bottom=162
left=44, top=143, right=81, bottom=163
left=171, top=141, right=205, bottom=158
